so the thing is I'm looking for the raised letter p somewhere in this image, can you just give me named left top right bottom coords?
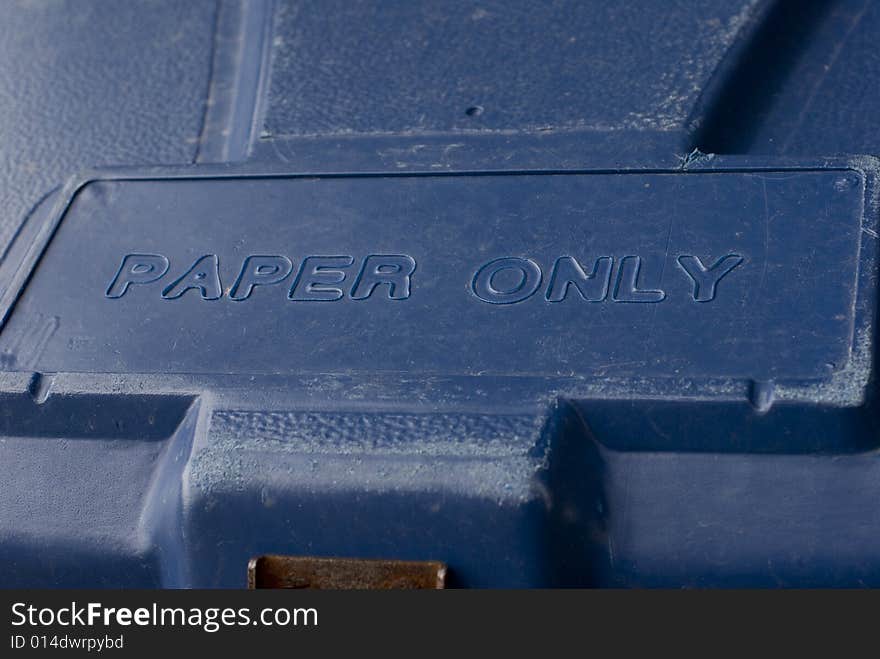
left=106, top=253, right=169, bottom=298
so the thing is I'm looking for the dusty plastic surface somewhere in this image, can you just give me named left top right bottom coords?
left=1, top=0, right=879, bottom=587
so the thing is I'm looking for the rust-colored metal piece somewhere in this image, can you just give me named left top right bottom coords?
left=247, top=555, right=447, bottom=589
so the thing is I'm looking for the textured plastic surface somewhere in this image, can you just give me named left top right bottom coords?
left=1, top=0, right=880, bottom=588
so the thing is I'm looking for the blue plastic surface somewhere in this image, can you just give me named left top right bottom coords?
left=1, top=0, right=880, bottom=588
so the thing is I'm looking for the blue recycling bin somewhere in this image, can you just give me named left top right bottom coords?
left=0, top=0, right=878, bottom=587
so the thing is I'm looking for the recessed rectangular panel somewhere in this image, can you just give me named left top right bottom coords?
left=0, top=170, right=864, bottom=380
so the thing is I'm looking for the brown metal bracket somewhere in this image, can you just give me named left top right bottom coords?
left=248, top=555, right=447, bottom=589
